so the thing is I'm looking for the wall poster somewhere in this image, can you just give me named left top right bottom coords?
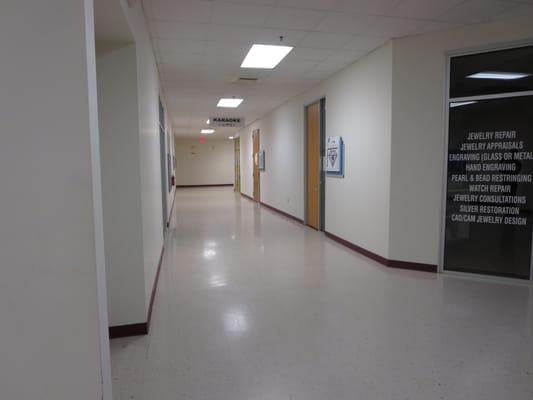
left=444, top=45, right=533, bottom=279
left=258, top=150, right=265, bottom=171
left=326, top=136, right=344, bottom=177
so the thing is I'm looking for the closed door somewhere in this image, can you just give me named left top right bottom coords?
left=253, top=129, right=260, bottom=202
left=306, top=102, right=320, bottom=230
left=234, top=137, right=240, bottom=192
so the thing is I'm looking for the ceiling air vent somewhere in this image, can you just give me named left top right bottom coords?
left=233, top=76, right=260, bottom=84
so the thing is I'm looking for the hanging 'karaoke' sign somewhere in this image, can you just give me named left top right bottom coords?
left=209, top=117, right=244, bottom=128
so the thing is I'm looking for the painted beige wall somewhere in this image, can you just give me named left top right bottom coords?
left=0, top=0, right=106, bottom=398
left=121, top=0, right=165, bottom=310
left=240, top=44, right=393, bottom=258
left=96, top=41, right=147, bottom=327
left=175, top=138, right=234, bottom=186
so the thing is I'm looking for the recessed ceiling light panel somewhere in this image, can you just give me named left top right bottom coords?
left=241, top=44, right=293, bottom=69
left=217, top=98, right=243, bottom=108
left=467, top=71, right=531, bottom=80
left=201, top=129, right=215, bottom=134
left=450, top=101, right=478, bottom=108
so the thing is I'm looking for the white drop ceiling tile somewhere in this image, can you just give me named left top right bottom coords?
left=204, top=41, right=250, bottom=57
left=152, top=0, right=213, bottom=23
left=437, top=0, right=518, bottom=23
left=159, top=53, right=204, bottom=69
left=153, top=21, right=209, bottom=40
left=299, top=31, right=356, bottom=49
left=280, top=0, right=342, bottom=10
left=277, top=58, right=320, bottom=70
left=264, top=6, right=328, bottom=30
left=304, top=68, right=336, bottom=80
left=327, top=49, right=367, bottom=64
left=362, top=16, right=427, bottom=38
left=254, top=28, right=309, bottom=46
left=342, top=35, right=388, bottom=52
left=156, top=38, right=207, bottom=55
left=289, top=46, right=336, bottom=62
left=387, top=0, right=465, bottom=20
left=413, top=20, right=464, bottom=36
left=334, top=0, right=402, bottom=15
left=313, top=57, right=353, bottom=72
left=211, top=1, right=271, bottom=26
left=316, top=12, right=380, bottom=34
left=207, top=25, right=262, bottom=45
left=161, top=67, right=207, bottom=82
left=169, top=116, right=191, bottom=126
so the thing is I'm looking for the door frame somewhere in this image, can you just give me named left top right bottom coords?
left=234, top=137, right=240, bottom=192
left=158, top=97, right=168, bottom=235
left=304, top=97, right=326, bottom=231
left=439, top=40, right=533, bottom=283
left=252, top=129, right=260, bottom=202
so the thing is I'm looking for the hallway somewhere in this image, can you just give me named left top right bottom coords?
left=111, top=188, right=533, bottom=400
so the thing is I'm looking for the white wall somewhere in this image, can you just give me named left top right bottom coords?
left=175, top=138, right=234, bottom=186
left=121, top=0, right=165, bottom=310
left=389, top=15, right=533, bottom=265
left=0, top=0, right=106, bottom=398
left=96, top=41, right=147, bottom=327
left=324, top=45, right=393, bottom=257
left=240, top=44, right=393, bottom=257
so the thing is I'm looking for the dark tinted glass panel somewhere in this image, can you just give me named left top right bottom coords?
left=444, top=96, right=533, bottom=279
left=450, top=46, right=533, bottom=99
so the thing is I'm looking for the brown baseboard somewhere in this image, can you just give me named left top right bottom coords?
left=109, top=245, right=165, bottom=340
left=176, top=184, right=233, bottom=188
left=240, top=192, right=255, bottom=201
left=260, top=201, right=304, bottom=224
left=324, top=231, right=437, bottom=273
left=167, top=190, right=177, bottom=228
left=109, top=323, right=148, bottom=339
left=147, top=246, right=165, bottom=331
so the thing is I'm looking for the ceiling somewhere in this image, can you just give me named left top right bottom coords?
left=142, top=0, right=533, bottom=139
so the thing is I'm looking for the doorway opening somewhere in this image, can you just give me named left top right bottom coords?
left=158, top=98, right=168, bottom=235
left=234, top=137, right=241, bottom=193
left=305, top=98, right=326, bottom=231
left=252, top=129, right=260, bottom=202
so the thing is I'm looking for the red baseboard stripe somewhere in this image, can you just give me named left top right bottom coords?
left=240, top=193, right=304, bottom=225
left=147, top=246, right=165, bottom=331
left=324, top=231, right=437, bottom=273
left=109, top=245, right=165, bottom=339
left=260, top=201, right=304, bottom=224
left=167, top=191, right=177, bottom=228
left=176, top=184, right=233, bottom=188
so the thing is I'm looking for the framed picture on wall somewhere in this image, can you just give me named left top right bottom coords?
left=326, top=136, right=344, bottom=177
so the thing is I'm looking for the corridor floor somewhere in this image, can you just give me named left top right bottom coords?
left=111, top=188, right=533, bottom=400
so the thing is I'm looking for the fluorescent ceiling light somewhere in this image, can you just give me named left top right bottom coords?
left=241, top=44, right=294, bottom=69
left=450, top=101, right=478, bottom=108
left=228, top=136, right=234, bottom=140
left=217, top=98, right=243, bottom=108
left=467, top=71, right=531, bottom=80
left=206, top=119, right=210, bottom=125
left=201, top=129, right=215, bottom=134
